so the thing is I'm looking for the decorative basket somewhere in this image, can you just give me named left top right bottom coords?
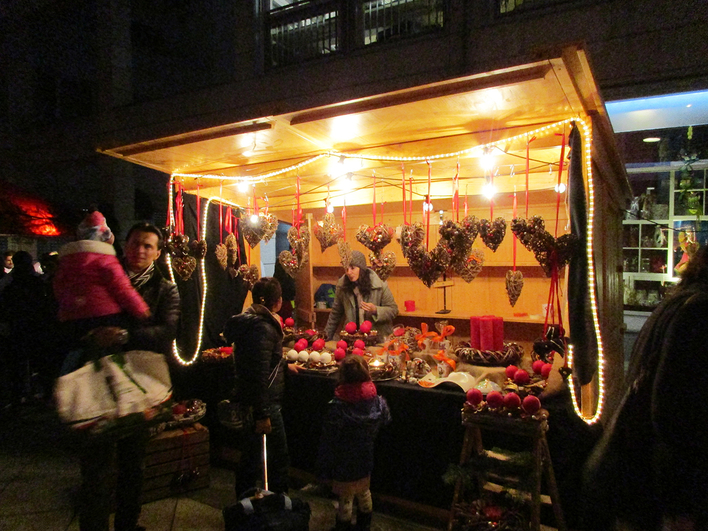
left=164, top=399, right=207, bottom=430
left=455, top=342, right=524, bottom=367
left=339, top=330, right=379, bottom=346
left=201, top=346, right=233, bottom=363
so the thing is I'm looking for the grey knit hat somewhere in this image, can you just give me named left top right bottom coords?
left=349, top=250, right=368, bottom=270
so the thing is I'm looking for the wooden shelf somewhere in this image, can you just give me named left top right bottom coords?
left=314, top=307, right=543, bottom=324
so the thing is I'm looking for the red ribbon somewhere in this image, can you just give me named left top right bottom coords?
left=426, top=160, right=432, bottom=250
left=196, top=181, right=201, bottom=241
left=464, top=184, right=468, bottom=217
left=401, top=164, right=407, bottom=224
left=219, top=181, right=223, bottom=244
left=554, top=132, right=566, bottom=237
left=372, top=172, right=377, bottom=224
left=453, top=162, right=460, bottom=222
left=225, top=207, right=232, bottom=234
left=342, top=197, right=347, bottom=241
left=512, top=190, right=517, bottom=271
left=296, top=173, right=302, bottom=231
left=409, top=174, right=413, bottom=225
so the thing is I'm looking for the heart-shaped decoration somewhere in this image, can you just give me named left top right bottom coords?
left=397, top=222, right=425, bottom=258
left=479, top=217, right=507, bottom=252
left=172, top=255, right=197, bottom=282
left=215, top=243, right=228, bottom=269
left=369, top=250, right=396, bottom=281
left=406, top=242, right=451, bottom=288
left=189, top=239, right=207, bottom=259
left=356, top=223, right=394, bottom=254
left=314, top=213, right=344, bottom=253
left=242, top=213, right=279, bottom=248
left=452, top=248, right=485, bottom=283
left=278, top=249, right=308, bottom=278
left=238, top=264, right=260, bottom=290
left=225, top=233, right=239, bottom=267
left=287, top=225, right=310, bottom=252
left=439, top=218, right=479, bottom=267
left=505, top=269, right=524, bottom=307
left=166, top=233, right=190, bottom=258
left=337, top=239, right=352, bottom=269
left=511, top=216, right=579, bottom=276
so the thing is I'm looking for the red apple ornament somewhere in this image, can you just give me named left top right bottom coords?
left=522, top=395, right=541, bottom=415
left=312, top=338, right=325, bottom=351
left=345, top=322, right=358, bottom=334
left=532, top=360, right=545, bottom=375
left=284, top=317, right=295, bottom=327
left=352, top=347, right=365, bottom=357
left=294, top=339, right=308, bottom=352
left=486, top=391, right=504, bottom=408
left=503, top=392, right=521, bottom=409
left=337, top=340, right=348, bottom=350
left=359, top=320, right=373, bottom=334
left=353, top=339, right=366, bottom=350
left=513, top=369, right=530, bottom=385
left=505, top=365, right=518, bottom=380
left=334, top=348, right=346, bottom=361
left=466, top=388, right=483, bottom=406
left=541, top=363, right=553, bottom=379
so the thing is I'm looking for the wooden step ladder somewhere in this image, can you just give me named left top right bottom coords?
left=448, top=411, right=567, bottom=531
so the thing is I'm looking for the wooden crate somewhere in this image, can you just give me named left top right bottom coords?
left=141, top=423, right=210, bottom=503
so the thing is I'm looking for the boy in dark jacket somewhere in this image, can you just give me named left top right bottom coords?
left=317, top=355, right=391, bottom=531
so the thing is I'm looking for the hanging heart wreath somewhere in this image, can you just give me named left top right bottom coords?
left=452, top=248, right=485, bottom=283
left=215, top=243, right=228, bottom=269
left=439, top=218, right=479, bottom=268
left=238, top=264, right=260, bottom=290
left=242, top=213, right=278, bottom=248
left=397, top=222, right=425, bottom=259
left=369, top=250, right=396, bottom=281
left=406, top=242, right=452, bottom=288
left=479, top=217, right=507, bottom=252
left=337, top=239, right=352, bottom=269
left=165, top=232, right=198, bottom=282
left=189, top=239, right=207, bottom=259
left=356, top=223, right=395, bottom=254
left=172, top=256, right=197, bottom=282
left=278, top=225, right=310, bottom=278
left=510, top=216, right=579, bottom=276
left=505, top=269, right=524, bottom=307
left=314, top=213, right=344, bottom=253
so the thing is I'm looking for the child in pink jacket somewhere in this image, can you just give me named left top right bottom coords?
left=54, top=209, right=150, bottom=347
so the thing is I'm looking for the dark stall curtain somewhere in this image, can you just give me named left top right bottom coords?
left=567, top=122, right=598, bottom=386
left=174, top=194, right=249, bottom=362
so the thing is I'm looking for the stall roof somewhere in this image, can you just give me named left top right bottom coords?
left=99, top=46, right=629, bottom=215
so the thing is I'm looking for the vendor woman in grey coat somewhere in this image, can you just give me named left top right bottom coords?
left=324, top=250, right=398, bottom=341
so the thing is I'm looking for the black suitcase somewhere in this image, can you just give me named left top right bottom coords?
left=223, top=435, right=310, bottom=531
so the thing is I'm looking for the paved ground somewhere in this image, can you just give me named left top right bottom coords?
left=0, top=403, right=445, bottom=531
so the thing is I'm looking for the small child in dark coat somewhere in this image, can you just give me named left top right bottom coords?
left=316, top=355, right=391, bottom=531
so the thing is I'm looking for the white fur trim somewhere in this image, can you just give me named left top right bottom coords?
left=58, top=240, right=117, bottom=257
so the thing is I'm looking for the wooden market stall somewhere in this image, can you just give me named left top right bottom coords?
left=99, top=45, right=629, bottom=425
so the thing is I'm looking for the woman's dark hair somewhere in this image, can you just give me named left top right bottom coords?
left=678, top=245, right=708, bottom=287
left=252, top=277, right=282, bottom=309
left=337, top=354, right=372, bottom=384
left=342, top=267, right=372, bottom=297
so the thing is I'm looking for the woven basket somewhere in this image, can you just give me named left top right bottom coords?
left=455, top=342, right=524, bottom=367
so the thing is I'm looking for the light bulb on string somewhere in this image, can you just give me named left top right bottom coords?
left=250, top=213, right=259, bottom=224
left=342, top=172, right=355, bottom=192
left=480, top=147, right=495, bottom=172
left=423, top=200, right=434, bottom=212
left=438, top=210, right=444, bottom=225
left=237, top=180, right=249, bottom=193
left=554, top=183, right=567, bottom=193
left=482, top=179, right=497, bottom=200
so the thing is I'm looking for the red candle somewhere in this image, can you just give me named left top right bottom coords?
left=479, top=316, right=495, bottom=351
left=470, top=316, right=481, bottom=349
left=492, top=317, right=504, bottom=351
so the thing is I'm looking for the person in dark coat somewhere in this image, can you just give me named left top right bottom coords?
left=583, top=245, right=708, bottom=531
left=316, top=355, right=391, bottom=531
left=223, top=276, right=292, bottom=495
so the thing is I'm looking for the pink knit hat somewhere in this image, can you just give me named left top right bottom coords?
left=77, top=210, right=113, bottom=242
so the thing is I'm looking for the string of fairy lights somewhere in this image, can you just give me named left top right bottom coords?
left=168, top=116, right=606, bottom=424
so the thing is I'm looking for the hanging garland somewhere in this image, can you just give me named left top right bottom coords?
left=279, top=173, right=310, bottom=277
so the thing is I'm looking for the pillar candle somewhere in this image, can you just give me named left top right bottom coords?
left=470, top=316, right=481, bottom=349
left=479, top=316, right=495, bottom=351
left=492, top=317, right=504, bottom=351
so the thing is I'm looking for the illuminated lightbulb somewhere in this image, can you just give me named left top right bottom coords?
left=423, top=201, right=434, bottom=212
left=326, top=203, right=334, bottom=214
left=438, top=210, right=444, bottom=225
left=480, top=148, right=495, bottom=172
left=250, top=214, right=259, bottom=224
left=342, top=173, right=355, bottom=192
left=237, top=181, right=249, bottom=193
left=554, top=183, right=567, bottom=193
left=482, top=181, right=497, bottom=200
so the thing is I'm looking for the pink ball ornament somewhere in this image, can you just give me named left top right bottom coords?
left=345, top=322, right=358, bottom=334
left=393, top=327, right=405, bottom=337
left=337, top=340, right=348, bottom=351
left=513, top=369, right=530, bottom=385
left=522, top=395, right=541, bottom=415
left=466, top=388, right=483, bottom=406
left=505, top=365, right=519, bottom=380
left=532, top=360, right=545, bottom=375
left=503, top=392, right=521, bottom=409
left=352, top=347, right=365, bottom=357
left=486, top=391, right=504, bottom=408
left=284, top=317, right=295, bottom=327
left=294, top=339, right=308, bottom=352
left=334, top=348, right=346, bottom=361
left=312, top=338, right=325, bottom=351
left=305, top=329, right=317, bottom=337
left=359, top=320, right=373, bottom=334
left=353, top=339, right=366, bottom=350
left=541, top=363, right=553, bottom=379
